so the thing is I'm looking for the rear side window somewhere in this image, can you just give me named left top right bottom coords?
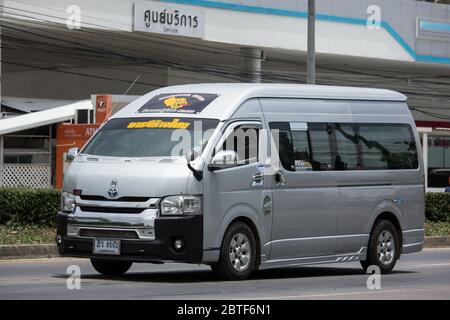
left=309, top=123, right=334, bottom=171
left=269, top=122, right=295, bottom=171
left=291, top=130, right=312, bottom=171
left=335, top=124, right=359, bottom=170
left=359, top=124, right=418, bottom=170
left=269, top=121, right=418, bottom=172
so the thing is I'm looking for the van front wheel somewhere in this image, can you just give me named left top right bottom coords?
left=211, top=222, right=257, bottom=280
left=360, top=220, right=400, bottom=274
left=90, top=258, right=132, bottom=276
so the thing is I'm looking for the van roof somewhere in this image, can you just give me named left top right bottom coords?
left=113, top=83, right=407, bottom=121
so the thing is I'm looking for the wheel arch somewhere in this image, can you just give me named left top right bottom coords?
left=224, top=216, right=262, bottom=269
left=370, top=211, right=404, bottom=252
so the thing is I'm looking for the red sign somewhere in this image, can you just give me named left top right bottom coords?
left=55, top=123, right=100, bottom=189
left=55, top=94, right=113, bottom=189
left=95, top=95, right=112, bottom=123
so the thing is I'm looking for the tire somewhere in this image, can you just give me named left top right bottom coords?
left=211, top=222, right=257, bottom=280
left=90, top=258, right=132, bottom=276
left=360, top=220, right=400, bottom=274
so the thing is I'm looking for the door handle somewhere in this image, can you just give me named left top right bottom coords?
left=274, top=170, right=286, bottom=186
left=251, top=171, right=264, bottom=187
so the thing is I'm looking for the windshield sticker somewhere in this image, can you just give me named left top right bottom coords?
left=127, top=118, right=191, bottom=129
left=138, top=93, right=218, bottom=114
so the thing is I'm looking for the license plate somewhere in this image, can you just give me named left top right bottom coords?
left=93, top=239, right=121, bottom=255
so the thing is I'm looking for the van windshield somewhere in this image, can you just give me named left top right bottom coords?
left=82, top=117, right=219, bottom=158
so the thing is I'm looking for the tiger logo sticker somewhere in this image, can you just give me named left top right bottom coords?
left=163, top=97, right=189, bottom=110
left=138, top=93, right=219, bottom=114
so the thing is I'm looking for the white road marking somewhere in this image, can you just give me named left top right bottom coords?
left=246, top=290, right=403, bottom=300
left=245, top=286, right=450, bottom=300
left=407, top=263, right=450, bottom=268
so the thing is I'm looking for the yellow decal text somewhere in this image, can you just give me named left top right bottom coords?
left=127, top=118, right=191, bottom=129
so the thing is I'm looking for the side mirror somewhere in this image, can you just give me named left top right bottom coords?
left=66, top=147, right=79, bottom=162
left=208, top=150, right=239, bottom=171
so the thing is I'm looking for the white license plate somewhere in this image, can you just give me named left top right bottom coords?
left=93, top=239, right=121, bottom=255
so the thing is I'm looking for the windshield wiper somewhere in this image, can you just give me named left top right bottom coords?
left=185, top=149, right=203, bottom=181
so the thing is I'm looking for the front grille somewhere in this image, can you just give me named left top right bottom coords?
left=79, top=206, right=144, bottom=214
left=79, top=229, right=139, bottom=239
left=80, top=195, right=150, bottom=202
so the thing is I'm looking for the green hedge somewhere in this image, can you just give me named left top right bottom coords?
left=425, top=192, right=450, bottom=222
left=0, top=188, right=449, bottom=227
left=0, top=188, right=60, bottom=227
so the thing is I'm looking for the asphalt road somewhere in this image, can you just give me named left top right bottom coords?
left=0, top=248, right=449, bottom=300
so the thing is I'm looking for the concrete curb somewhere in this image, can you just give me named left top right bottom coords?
left=424, top=236, right=450, bottom=248
left=0, top=237, right=449, bottom=260
left=0, top=244, right=58, bottom=260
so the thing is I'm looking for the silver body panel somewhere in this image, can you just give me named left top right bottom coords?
left=63, top=84, right=424, bottom=269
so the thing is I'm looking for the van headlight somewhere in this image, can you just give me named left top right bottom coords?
left=62, top=192, right=76, bottom=213
left=160, top=195, right=202, bottom=216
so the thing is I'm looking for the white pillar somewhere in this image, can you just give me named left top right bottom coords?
left=422, top=132, right=428, bottom=191
left=240, top=47, right=263, bottom=83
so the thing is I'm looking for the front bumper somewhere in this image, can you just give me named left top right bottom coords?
left=56, top=212, right=203, bottom=263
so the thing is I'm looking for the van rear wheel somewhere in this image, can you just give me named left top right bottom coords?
left=360, top=220, right=400, bottom=274
left=90, top=258, right=132, bottom=276
left=211, top=222, right=256, bottom=280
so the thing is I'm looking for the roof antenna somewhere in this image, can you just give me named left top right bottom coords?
left=103, top=75, right=141, bottom=123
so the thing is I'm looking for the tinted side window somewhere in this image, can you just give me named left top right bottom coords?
left=359, top=124, right=418, bottom=170
left=309, top=123, right=334, bottom=171
left=221, top=127, right=259, bottom=165
left=335, top=124, right=359, bottom=170
left=291, top=130, right=312, bottom=171
left=269, top=122, right=295, bottom=171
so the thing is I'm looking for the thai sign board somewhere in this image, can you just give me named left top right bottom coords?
left=133, top=1, right=205, bottom=39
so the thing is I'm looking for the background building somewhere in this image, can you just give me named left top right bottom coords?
left=1, top=0, right=450, bottom=189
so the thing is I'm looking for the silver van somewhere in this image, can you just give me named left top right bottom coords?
left=57, top=84, right=424, bottom=280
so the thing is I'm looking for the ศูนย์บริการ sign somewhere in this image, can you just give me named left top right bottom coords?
left=133, top=1, right=205, bottom=39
